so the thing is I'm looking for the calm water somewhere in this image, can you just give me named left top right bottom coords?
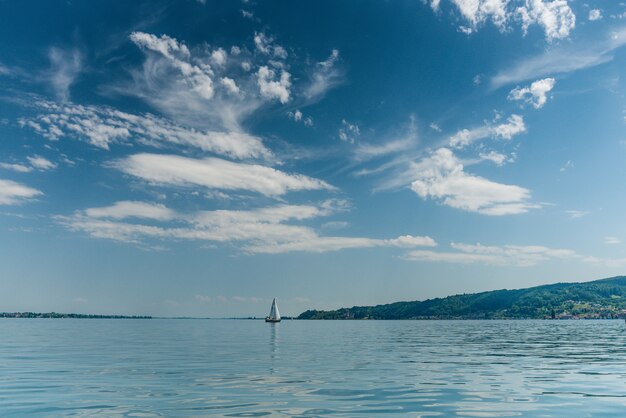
left=1, top=319, right=626, bottom=417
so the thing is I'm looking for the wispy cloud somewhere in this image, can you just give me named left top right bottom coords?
left=491, top=27, right=626, bottom=88
left=404, top=242, right=580, bottom=266
left=21, top=100, right=271, bottom=159
left=27, top=155, right=57, bottom=171
left=449, top=114, right=526, bottom=149
left=0, top=179, right=43, bottom=205
left=111, top=153, right=334, bottom=197
left=565, top=209, right=588, bottom=219
left=58, top=200, right=436, bottom=254
left=47, top=47, right=82, bottom=102
left=303, top=49, right=343, bottom=102
left=0, top=163, right=32, bottom=173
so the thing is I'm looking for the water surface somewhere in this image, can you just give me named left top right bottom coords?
left=1, top=319, right=626, bottom=416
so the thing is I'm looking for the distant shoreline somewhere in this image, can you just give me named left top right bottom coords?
left=0, top=312, right=151, bottom=319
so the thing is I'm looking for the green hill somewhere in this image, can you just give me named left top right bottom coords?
left=298, top=276, right=626, bottom=320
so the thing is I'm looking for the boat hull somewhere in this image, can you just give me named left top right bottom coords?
left=265, top=317, right=281, bottom=323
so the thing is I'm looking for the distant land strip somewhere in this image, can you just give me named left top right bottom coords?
left=0, top=312, right=151, bottom=319
left=298, top=276, right=626, bottom=320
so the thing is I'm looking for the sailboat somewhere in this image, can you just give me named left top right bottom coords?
left=265, top=298, right=281, bottom=323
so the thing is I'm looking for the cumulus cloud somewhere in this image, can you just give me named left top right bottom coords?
left=220, top=77, right=240, bottom=95
left=517, top=0, right=576, bottom=42
left=508, top=78, right=555, bottom=109
left=430, top=0, right=575, bottom=41
left=338, top=120, right=360, bottom=143
left=450, top=0, right=509, bottom=33
left=0, top=179, right=42, bottom=205
left=409, top=148, right=538, bottom=215
left=21, top=100, right=271, bottom=159
left=257, top=66, right=291, bottom=103
left=59, top=200, right=436, bottom=254
left=125, top=31, right=263, bottom=131
left=211, top=48, right=227, bottom=66
left=287, top=110, right=313, bottom=126
left=449, top=114, right=526, bottom=148
left=130, top=32, right=214, bottom=99
left=588, top=9, right=602, bottom=21
left=112, top=153, right=334, bottom=197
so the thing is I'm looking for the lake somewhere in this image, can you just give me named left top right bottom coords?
left=1, top=319, right=626, bottom=416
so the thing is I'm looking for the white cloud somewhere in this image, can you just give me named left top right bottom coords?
left=432, top=0, right=575, bottom=41
left=257, top=66, right=291, bottom=103
left=85, top=201, right=176, bottom=221
left=48, top=47, right=82, bottom=102
left=508, top=78, right=555, bottom=109
left=355, top=138, right=414, bottom=161
left=479, top=150, right=512, bottom=166
left=449, top=114, right=525, bottom=148
left=517, top=0, right=576, bottom=42
left=27, top=155, right=57, bottom=171
left=273, top=46, right=288, bottom=59
left=112, top=153, right=334, bottom=197
left=589, top=9, right=602, bottom=21
left=0, top=163, right=32, bottom=173
left=220, top=77, right=240, bottom=95
left=126, top=32, right=264, bottom=130
left=211, top=48, right=227, bottom=66
left=404, top=242, right=579, bottom=266
left=387, top=235, right=437, bottom=247
left=560, top=160, right=573, bottom=172
left=0, top=179, right=42, bottom=205
left=605, top=236, right=621, bottom=245
left=491, top=28, right=626, bottom=88
left=450, top=0, right=509, bottom=33
left=130, top=32, right=214, bottom=100
left=195, top=294, right=212, bottom=303
left=429, top=123, right=442, bottom=132
left=409, top=148, right=538, bottom=215
left=338, top=119, right=360, bottom=143
left=429, top=0, right=442, bottom=11
left=22, top=100, right=271, bottom=159
left=565, top=210, right=588, bottom=219
left=254, top=32, right=271, bottom=54
left=304, top=49, right=342, bottom=102
left=59, top=200, right=436, bottom=254
left=288, top=110, right=302, bottom=122
left=288, top=110, right=313, bottom=126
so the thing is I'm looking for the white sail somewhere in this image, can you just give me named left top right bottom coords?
left=269, top=298, right=281, bottom=320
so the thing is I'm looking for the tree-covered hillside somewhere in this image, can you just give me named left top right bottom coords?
left=298, top=276, right=626, bottom=320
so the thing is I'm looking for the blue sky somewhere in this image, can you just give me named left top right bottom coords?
left=2, top=0, right=626, bottom=317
